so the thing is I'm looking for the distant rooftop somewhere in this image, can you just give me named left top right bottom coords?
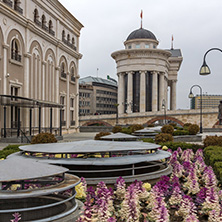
left=166, top=49, right=182, bottom=57
left=79, top=76, right=117, bottom=87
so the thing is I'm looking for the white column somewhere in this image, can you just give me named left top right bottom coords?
left=127, top=71, right=133, bottom=113
left=3, top=45, right=8, bottom=94
left=117, top=73, right=124, bottom=114
left=55, top=67, right=60, bottom=127
left=42, top=61, right=46, bottom=127
left=159, top=72, right=165, bottom=111
left=152, top=71, right=158, bottom=112
left=140, top=71, right=146, bottom=112
left=66, top=72, right=70, bottom=130
left=75, top=75, right=80, bottom=131
left=171, top=80, right=177, bottom=110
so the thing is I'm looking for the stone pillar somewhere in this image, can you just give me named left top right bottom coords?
left=23, top=54, right=31, bottom=128
left=75, top=75, right=80, bottom=131
left=3, top=45, right=8, bottom=94
left=165, top=77, right=168, bottom=110
left=152, top=71, right=158, bottom=112
left=127, top=71, right=133, bottom=113
left=66, top=72, right=70, bottom=130
left=117, top=73, right=124, bottom=114
left=42, top=61, right=46, bottom=127
left=171, top=80, right=177, bottom=110
left=55, top=67, right=60, bottom=127
left=140, top=71, right=146, bottom=112
left=159, top=72, right=165, bottom=111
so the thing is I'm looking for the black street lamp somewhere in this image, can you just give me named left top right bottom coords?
left=162, top=99, right=166, bottom=125
left=199, top=48, right=222, bottom=75
left=188, top=85, right=203, bottom=133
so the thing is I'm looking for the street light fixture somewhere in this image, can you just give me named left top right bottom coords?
left=162, top=99, right=166, bottom=125
left=199, top=48, right=222, bottom=75
left=188, top=85, right=203, bottom=133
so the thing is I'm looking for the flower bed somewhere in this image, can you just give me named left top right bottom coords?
left=76, top=147, right=222, bottom=222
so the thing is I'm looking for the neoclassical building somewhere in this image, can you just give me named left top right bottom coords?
left=0, top=0, right=83, bottom=139
left=111, top=27, right=182, bottom=115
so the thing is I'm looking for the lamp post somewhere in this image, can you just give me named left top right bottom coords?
left=162, top=99, right=166, bottom=125
left=199, top=48, right=222, bottom=75
left=188, top=85, right=203, bottom=133
left=114, top=103, right=119, bottom=125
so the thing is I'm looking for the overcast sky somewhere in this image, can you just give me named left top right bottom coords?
left=60, top=0, right=222, bottom=109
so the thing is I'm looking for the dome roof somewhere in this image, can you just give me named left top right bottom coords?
left=126, top=28, right=157, bottom=41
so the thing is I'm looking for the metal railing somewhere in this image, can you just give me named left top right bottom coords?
left=70, top=120, right=75, bottom=126
left=3, top=0, right=12, bottom=7
left=49, top=29, right=55, bottom=36
left=14, top=4, right=23, bottom=14
left=11, top=52, right=22, bottom=62
left=61, top=72, right=67, bottom=79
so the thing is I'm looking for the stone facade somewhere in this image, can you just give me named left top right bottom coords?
left=0, top=0, right=83, bottom=135
left=111, top=27, right=183, bottom=115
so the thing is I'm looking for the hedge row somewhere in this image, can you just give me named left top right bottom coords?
left=0, top=144, right=21, bottom=159
left=204, top=146, right=222, bottom=183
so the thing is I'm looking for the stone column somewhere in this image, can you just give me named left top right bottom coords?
left=165, top=77, right=168, bottom=110
left=66, top=72, right=70, bottom=131
left=159, top=72, right=165, bottom=111
left=117, top=73, right=124, bottom=114
left=75, top=75, right=80, bottom=131
left=152, top=71, right=158, bottom=112
left=3, top=45, right=8, bottom=94
left=42, top=61, right=46, bottom=127
left=140, top=71, right=146, bottom=112
left=127, top=71, right=133, bottom=113
left=55, top=67, right=60, bottom=127
left=171, top=80, right=177, bottom=110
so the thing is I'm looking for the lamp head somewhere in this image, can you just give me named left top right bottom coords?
left=188, top=91, right=194, bottom=98
left=199, top=60, right=211, bottom=75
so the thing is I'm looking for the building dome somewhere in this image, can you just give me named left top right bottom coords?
left=126, top=28, right=157, bottom=41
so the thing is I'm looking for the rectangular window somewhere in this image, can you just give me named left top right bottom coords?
left=136, top=44, right=140, bottom=49
left=60, top=96, right=65, bottom=105
left=70, top=98, right=74, bottom=107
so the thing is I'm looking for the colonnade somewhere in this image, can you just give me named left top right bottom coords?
left=118, top=71, right=177, bottom=114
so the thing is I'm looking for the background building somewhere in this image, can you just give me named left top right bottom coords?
left=79, top=76, right=118, bottom=115
left=190, top=94, right=222, bottom=109
left=111, top=27, right=183, bottom=115
left=0, top=0, right=83, bottom=139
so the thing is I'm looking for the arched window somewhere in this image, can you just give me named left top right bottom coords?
left=42, top=15, right=46, bottom=29
left=48, top=20, right=54, bottom=36
left=14, top=0, right=23, bottom=14
left=11, top=39, right=21, bottom=62
left=72, top=37, right=75, bottom=45
left=60, top=63, right=66, bottom=78
left=67, top=34, right=70, bottom=43
left=70, top=67, right=75, bottom=82
left=34, top=9, right=39, bottom=22
left=62, top=30, right=65, bottom=41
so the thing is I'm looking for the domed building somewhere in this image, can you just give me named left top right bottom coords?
left=111, top=27, right=183, bottom=114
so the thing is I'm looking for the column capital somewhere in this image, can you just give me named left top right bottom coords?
left=42, top=61, right=47, bottom=65
left=139, top=70, right=146, bottom=74
left=171, top=79, right=178, bottom=83
left=151, top=70, right=158, bottom=75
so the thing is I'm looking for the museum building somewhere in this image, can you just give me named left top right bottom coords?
left=111, top=27, right=183, bottom=115
left=0, top=0, right=83, bottom=140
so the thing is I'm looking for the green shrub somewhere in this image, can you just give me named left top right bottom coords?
left=173, top=129, right=189, bottom=136
left=31, top=132, right=57, bottom=144
left=183, top=123, right=192, bottom=129
left=175, top=126, right=183, bottom=130
left=203, top=135, right=222, bottom=147
left=141, top=138, right=155, bottom=143
left=0, top=144, right=20, bottom=159
left=94, top=132, right=111, bottom=140
left=112, top=125, right=122, bottom=133
left=155, top=133, right=173, bottom=143
left=121, top=127, right=132, bottom=134
left=129, top=124, right=144, bottom=133
left=188, top=124, right=200, bottom=135
left=159, top=141, right=203, bottom=152
left=161, top=125, right=174, bottom=135
left=214, top=162, right=222, bottom=181
left=169, top=123, right=177, bottom=128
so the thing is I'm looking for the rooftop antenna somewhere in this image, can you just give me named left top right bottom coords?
left=97, top=68, right=99, bottom=77
left=140, top=10, right=143, bottom=28
left=171, top=35, right=174, bottom=50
